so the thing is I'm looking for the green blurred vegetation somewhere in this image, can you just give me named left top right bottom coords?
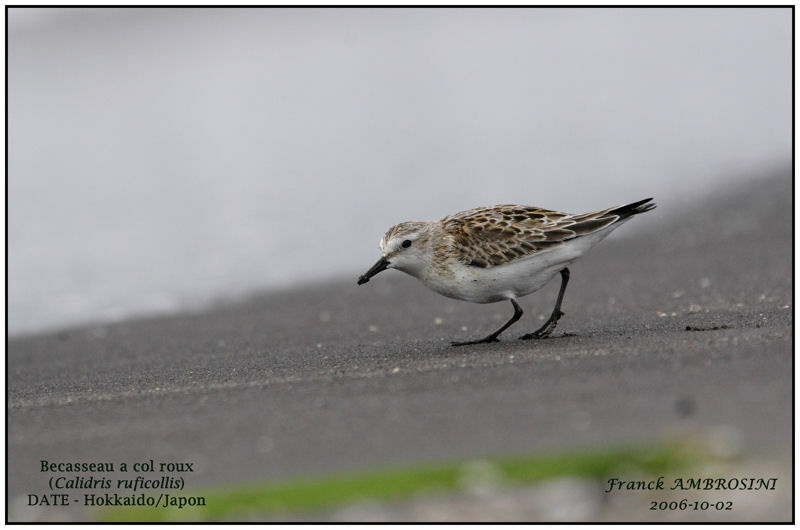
left=99, top=438, right=707, bottom=522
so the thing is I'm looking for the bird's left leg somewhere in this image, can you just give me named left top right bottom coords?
left=452, top=299, right=523, bottom=346
left=520, top=267, right=570, bottom=340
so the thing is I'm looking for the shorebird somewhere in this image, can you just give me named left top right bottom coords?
left=358, top=198, right=655, bottom=345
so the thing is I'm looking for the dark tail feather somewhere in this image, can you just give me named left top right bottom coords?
left=608, top=198, right=656, bottom=220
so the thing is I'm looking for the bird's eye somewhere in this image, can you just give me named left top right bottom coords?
left=402, top=239, right=412, bottom=248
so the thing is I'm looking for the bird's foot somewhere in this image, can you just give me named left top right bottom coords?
left=520, top=311, right=564, bottom=340
left=451, top=337, right=500, bottom=347
left=519, top=329, right=551, bottom=340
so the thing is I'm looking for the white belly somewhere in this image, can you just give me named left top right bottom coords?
left=421, top=254, right=566, bottom=303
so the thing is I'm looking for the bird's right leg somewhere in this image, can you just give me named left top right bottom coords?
left=452, top=299, right=523, bottom=346
left=520, top=267, right=570, bottom=340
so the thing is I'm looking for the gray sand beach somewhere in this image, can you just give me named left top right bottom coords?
left=7, top=172, right=793, bottom=521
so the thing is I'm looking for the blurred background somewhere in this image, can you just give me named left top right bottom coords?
left=8, top=7, right=791, bottom=336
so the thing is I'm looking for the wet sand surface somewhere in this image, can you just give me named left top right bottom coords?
left=8, top=172, right=792, bottom=521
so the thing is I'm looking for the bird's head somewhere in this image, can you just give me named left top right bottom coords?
left=357, top=221, right=433, bottom=285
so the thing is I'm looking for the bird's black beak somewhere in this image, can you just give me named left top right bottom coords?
left=357, top=257, right=390, bottom=285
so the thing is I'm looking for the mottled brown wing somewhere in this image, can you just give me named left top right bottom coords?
left=442, top=204, right=621, bottom=268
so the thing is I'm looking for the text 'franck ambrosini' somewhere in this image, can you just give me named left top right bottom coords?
left=604, top=476, right=778, bottom=493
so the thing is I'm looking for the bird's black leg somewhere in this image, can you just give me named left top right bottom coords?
left=520, top=267, right=570, bottom=340
left=452, top=299, right=524, bottom=346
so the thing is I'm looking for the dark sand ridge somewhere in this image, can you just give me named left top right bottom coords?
left=7, top=171, right=792, bottom=520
